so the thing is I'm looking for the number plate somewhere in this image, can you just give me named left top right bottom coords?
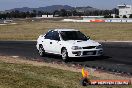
left=86, top=52, right=93, bottom=55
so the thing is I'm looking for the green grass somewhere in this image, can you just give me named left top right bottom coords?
left=0, top=61, right=131, bottom=88
left=0, top=20, right=132, bottom=40
left=0, top=61, right=82, bottom=88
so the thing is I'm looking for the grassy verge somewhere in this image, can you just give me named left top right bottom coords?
left=0, top=57, right=131, bottom=88
left=0, top=20, right=132, bottom=40
left=0, top=61, right=82, bottom=88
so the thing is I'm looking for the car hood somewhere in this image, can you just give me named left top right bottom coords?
left=64, top=40, right=100, bottom=47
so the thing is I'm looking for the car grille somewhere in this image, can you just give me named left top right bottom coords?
left=83, top=51, right=96, bottom=55
left=82, top=46, right=96, bottom=49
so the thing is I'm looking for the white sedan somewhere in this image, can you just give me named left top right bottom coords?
left=36, top=29, right=103, bottom=61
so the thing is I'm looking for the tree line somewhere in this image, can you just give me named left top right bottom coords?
left=1, top=8, right=131, bottom=19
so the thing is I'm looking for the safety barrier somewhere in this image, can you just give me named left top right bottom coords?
left=63, top=19, right=132, bottom=23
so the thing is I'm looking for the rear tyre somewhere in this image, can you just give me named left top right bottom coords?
left=61, top=48, right=69, bottom=62
left=39, top=45, right=45, bottom=57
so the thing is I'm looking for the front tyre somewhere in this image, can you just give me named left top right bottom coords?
left=61, top=48, right=69, bottom=62
left=39, top=45, right=45, bottom=57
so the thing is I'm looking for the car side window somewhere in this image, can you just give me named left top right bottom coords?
left=44, top=31, right=53, bottom=39
left=52, top=31, right=60, bottom=41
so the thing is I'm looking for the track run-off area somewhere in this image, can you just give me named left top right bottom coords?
left=0, top=41, right=132, bottom=75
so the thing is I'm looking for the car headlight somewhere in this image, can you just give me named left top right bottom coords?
left=71, top=46, right=82, bottom=50
left=96, top=45, right=103, bottom=49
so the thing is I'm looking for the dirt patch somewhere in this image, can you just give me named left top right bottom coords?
left=0, top=55, right=131, bottom=81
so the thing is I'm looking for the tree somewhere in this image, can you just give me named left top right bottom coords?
left=32, top=10, right=37, bottom=17
left=25, top=11, right=30, bottom=18
left=14, top=10, right=20, bottom=18
left=112, top=8, right=119, bottom=15
left=67, top=10, right=72, bottom=16
left=0, top=13, right=7, bottom=19
left=115, top=15, right=120, bottom=18
left=38, top=11, right=43, bottom=16
left=60, top=9, right=68, bottom=17
left=123, top=15, right=127, bottom=18
left=20, top=12, right=26, bottom=18
left=72, top=10, right=77, bottom=16
left=129, top=14, right=132, bottom=18
left=53, top=10, right=60, bottom=17
left=6, top=12, right=11, bottom=19
left=104, top=15, right=113, bottom=18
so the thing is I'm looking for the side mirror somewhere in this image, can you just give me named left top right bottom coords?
left=87, top=36, right=90, bottom=40
left=57, top=38, right=60, bottom=41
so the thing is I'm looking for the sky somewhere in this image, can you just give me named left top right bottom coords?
left=0, top=0, right=132, bottom=11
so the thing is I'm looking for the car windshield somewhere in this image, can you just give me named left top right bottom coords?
left=60, top=31, right=88, bottom=41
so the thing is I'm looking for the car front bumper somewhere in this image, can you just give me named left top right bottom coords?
left=67, top=49, right=103, bottom=57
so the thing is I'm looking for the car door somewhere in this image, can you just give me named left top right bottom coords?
left=50, top=31, right=62, bottom=54
left=42, top=30, right=53, bottom=53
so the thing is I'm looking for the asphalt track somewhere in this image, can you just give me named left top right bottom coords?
left=0, top=41, right=132, bottom=74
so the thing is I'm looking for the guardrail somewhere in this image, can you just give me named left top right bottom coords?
left=63, top=18, right=132, bottom=23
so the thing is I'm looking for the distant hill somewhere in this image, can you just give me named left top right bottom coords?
left=6, top=5, right=74, bottom=13
left=36, top=5, right=74, bottom=12
left=8, top=7, right=34, bottom=12
left=5, top=5, right=98, bottom=13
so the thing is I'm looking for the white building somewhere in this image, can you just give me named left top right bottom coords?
left=118, top=4, right=132, bottom=18
left=42, top=15, right=54, bottom=18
